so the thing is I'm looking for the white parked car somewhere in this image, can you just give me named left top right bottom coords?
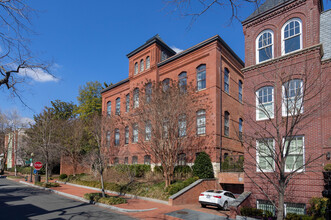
left=198, top=190, right=236, bottom=210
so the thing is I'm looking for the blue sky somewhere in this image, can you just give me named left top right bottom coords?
left=1, top=0, right=330, bottom=121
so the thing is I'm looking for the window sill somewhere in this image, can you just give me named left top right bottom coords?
left=256, top=116, right=274, bottom=121
left=196, top=88, right=207, bottom=92
left=281, top=48, right=302, bottom=56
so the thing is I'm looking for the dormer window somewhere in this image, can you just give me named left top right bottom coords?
left=140, top=59, right=144, bottom=72
left=134, top=62, right=138, bottom=75
left=282, top=18, right=302, bottom=55
left=256, top=30, right=273, bottom=63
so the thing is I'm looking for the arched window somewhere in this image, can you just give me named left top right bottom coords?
left=107, top=101, right=111, bottom=116
left=282, top=18, right=302, bottom=55
left=114, top=128, right=120, bottom=146
left=145, top=120, right=151, bottom=141
left=115, top=97, right=120, bottom=115
left=197, top=65, right=206, bottom=90
left=224, top=111, right=230, bottom=137
left=239, top=118, right=243, bottom=140
left=196, top=109, right=206, bottom=135
left=224, top=68, right=229, bottom=93
left=256, top=30, right=274, bottom=63
left=146, top=56, right=150, bottom=69
left=178, top=114, right=186, bottom=137
left=178, top=72, right=187, bottom=93
left=144, top=155, right=151, bottom=165
left=126, top=94, right=130, bottom=112
left=125, top=126, right=129, bottom=144
left=106, top=130, right=110, bottom=148
left=239, top=80, right=243, bottom=102
left=162, top=78, right=170, bottom=92
left=134, top=62, right=138, bottom=75
left=145, top=82, right=152, bottom=103
left=256, top=86, right=274, bottom=120
left=178, top=153, right=186, bottom=166
left=133, top=88, right=139, bottom=108
left=140, top=59, right=144, bottom=72
left=282, top=79, right=303, bottom=116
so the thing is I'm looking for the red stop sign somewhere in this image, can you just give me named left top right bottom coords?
left=34, top=162, right=43, bottom=170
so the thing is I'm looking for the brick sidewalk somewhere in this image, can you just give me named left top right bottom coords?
left=5, top=172, right=230, bottom=220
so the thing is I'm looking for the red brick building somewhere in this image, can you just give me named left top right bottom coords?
left=242, top=0, right=331, bottom=215
left=101, top=35, right=244, bottom=174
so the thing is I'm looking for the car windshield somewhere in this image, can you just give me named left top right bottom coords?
left=215, top=190, right=223, bottom=193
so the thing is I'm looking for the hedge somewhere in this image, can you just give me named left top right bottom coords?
left=192, top=152, right=214, bottom=179
left=84, top=193, right=126, bottom=205
left=112, top=164, right=151, bottom=177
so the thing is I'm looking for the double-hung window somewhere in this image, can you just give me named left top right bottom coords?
left=256, top=30, right=273, bottom=63
left=256, top=86, right=274, bottom=120
left=197, top=65, right=206, bottom=90
left=140, top=59, right=144, bottom=72
left=114, top=128, right=120, bottom=146
left=178, top=153, right=186, bottom=166
left=132, top=156, right=138, bottom=164
left=257, top=139, right=274, bottom=172
left=134, top=62, right=138, bottom=75
left=282, top=18, right=302, bottom=55
left=224, top=68, right=229, bottom=93
left=282, top=79, right=303, bottom=116
left=284, top=136, right=304, bottom=172
left=107, top=101, right=111, bottom=116
left=146, top=56, right=150, bottom=69
left=133, top=88, right=139, bottom=108
left=126, top=94, right=130, bottom=112
left=178, top=114, right=186, bottom=137
left=179, top=72, right=187, bottom=93
left=115, top=98, right=120, bottom=115
left=239, top=118, right=243, bottom=140
left=162, top=78, right=170, bottom=92
left=239, top=80, right=243, bottom=102
left=224, top=111, right=230, bottom=137
left=145, top=83, right=152, bottom=103
left=145, top=121, right=151, bottom=141
left=132, top=123, right=138, bottom=143
left=196, top=109, right=206, bottom=135
left=144, top=155, right=151, bottom=165
left=125, top=126, right=129, bottom=144
left=106, top=130, right=111, bottom=148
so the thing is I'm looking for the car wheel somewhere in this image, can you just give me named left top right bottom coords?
left=201, top=204, right=206, bottom=208
left=223, top=201, right=228, bottom=211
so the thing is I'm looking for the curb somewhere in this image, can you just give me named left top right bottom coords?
left=56, top=180, right=169, bottom=205
left=18, top=180, right=157, bottom=213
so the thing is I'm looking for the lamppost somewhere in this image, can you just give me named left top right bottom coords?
left=29, top=153, right=34, bottom=182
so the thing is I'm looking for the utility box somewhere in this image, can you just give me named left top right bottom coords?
left=35, top=174, right=41, bottom=183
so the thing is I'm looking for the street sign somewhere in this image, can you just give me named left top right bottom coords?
left=33, top=169, right=38, bottom=174
left=34, top=161, right=43, bottom=170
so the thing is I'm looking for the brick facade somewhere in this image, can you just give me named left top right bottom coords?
left=101, top=35, right=244, bottom=173
left=242, top=0, right=331, bottom=213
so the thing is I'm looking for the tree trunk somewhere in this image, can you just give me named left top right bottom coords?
left=100, top=171, right=105, bottom=198
left=277, top=185, right=285, bottom=220
left=165, top=171, right=171, bottom=188
left=45, top=162, right=49, bottom=184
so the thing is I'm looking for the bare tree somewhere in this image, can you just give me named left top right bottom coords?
left=0, top=110, right=9, bottom=174
left=242, top=58, right=330, bottom=219
left=130, top=81, right=209, bottom=187
left=25, top=108, right=61, bottom=183
left=0, top=0, right=53, bottom=99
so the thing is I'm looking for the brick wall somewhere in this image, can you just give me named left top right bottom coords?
left=60, top=156, right=90, bottom=175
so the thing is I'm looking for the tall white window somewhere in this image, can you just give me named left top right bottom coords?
left=256, top=86, right=274, bottom=120
left=125, top=126, right=129, bottom=144
left=178, top=114, right=186, bottom=137
left=126, top=94, right=130, bottom=112
left=284, top=136, right=304, bottom=172
left=107, top=101, right=111, bottom=116
left=133, top=123, right=138, bottom=143
left=196, top=109, right=206, bottom=135
left=106, top=130, right=111, bottom=148
left=115, top=97, right=120, bottom=115
left=146, top=56, right=150, bottom=69
left=197, top=65, right=206, bottom=91
left=224, top=68, right=229, bottom=93
left=239, top=80, right=243, bottom=102
left=282, top=18, right=302, bottom=55
left=282, top=79, right=303, bottom=116
left=257, top=139, right=274, bottom=172
left=145, top=83, right=152, bottom=103
left=134, top=62, right=138, bottom=75
left=224, top=111, right=230, bottom=137
left=140, top=59, right=144, bottom=72
left=133, top=88, right=139, bottom=108
left=145, top=121, right=151, bottom=141
left=114, top=128, right=120, bottom=146
left=256, top=30, right=273, bottom=63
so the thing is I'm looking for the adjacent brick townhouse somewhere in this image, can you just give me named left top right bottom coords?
left=101, top=35, right=245, bottom=174
left=4, top=129, right=26, bottom=169
left=242, top=0, right=331, bottom=215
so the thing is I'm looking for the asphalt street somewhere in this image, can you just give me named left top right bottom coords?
left=0, top=177, right=135, bottom=220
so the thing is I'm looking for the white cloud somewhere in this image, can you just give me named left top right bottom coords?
left=171, top=46, right=184, bottom=54
left=20, top=117, right=34, bottom=125
left=19, top=67, right=59, bottom=82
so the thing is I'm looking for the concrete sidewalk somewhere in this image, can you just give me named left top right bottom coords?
left=5, top=173, right=231, bottom=220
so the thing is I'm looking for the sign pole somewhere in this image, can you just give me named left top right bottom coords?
left=29, top=153, right=34, bottom=182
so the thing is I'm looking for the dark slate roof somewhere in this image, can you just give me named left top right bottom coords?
left=126, top=34, right=176, bottom=58
left=101, top=78, right=129, bottom=94
left=158, top=35, right=244, bottom=67
left=243, top=0, right=293, bottom=24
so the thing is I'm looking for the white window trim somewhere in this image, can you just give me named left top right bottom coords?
left=283, top=136, right=305, bottom=173
left=282, top=80, right=304, bottom=117
left=281, top=18, right=303, bottom=56
left=256, top=139, right=275, bottom=172
left=256, top=30, right=274, bottom=64
left=256, top=87, right=274, bottom=121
